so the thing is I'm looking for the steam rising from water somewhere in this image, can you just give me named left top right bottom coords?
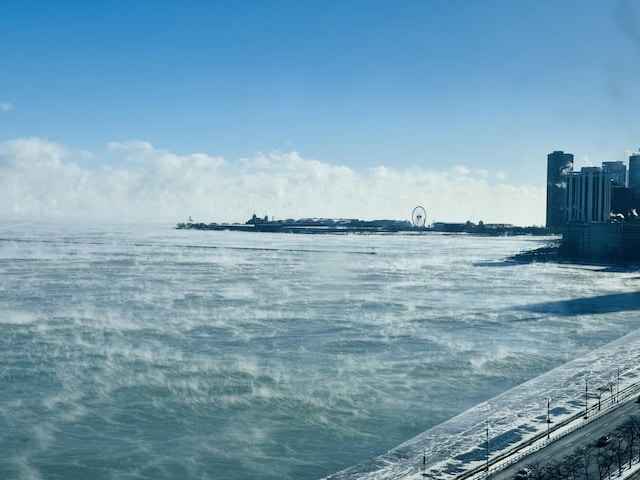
left=1, top=224, right=639, bottom=479
left=0, top=138, right=544, bottom=226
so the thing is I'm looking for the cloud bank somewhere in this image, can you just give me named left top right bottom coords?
left=0, top=137, right=544, bottom=226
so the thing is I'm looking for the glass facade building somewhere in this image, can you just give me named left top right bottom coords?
left=546, top=151, right=574, bottom=230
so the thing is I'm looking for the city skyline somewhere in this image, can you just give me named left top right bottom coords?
left=1, top=1, right=640, bottom=226
left=547, top=149, right=640, bottom=230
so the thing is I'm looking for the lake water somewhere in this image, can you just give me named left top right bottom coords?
left=1, top=223, right=639, bottom=479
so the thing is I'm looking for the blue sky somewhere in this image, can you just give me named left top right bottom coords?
left=1, top=1, right=639, bottom=225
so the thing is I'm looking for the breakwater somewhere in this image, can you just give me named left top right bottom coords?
left=176, top=215, right=549, bottom=235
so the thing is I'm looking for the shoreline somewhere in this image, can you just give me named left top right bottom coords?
left=326, top=328, right=640, bottom=480
left=511, top=241, right=640, bottom=270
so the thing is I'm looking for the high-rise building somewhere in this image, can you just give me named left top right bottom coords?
left=567, top=166, right=612, bottom=223
left=602, top=161, right=627, bottom=187
left=546, top=151, right=573, bottom=230
left=611, top=187, right=636, bottom=218
left=629, top=151, right=640, bottom=191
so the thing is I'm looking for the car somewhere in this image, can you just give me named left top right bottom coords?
left=596, top=435, right=611, bottom=448
left=514, top=468, right=532, bottom=480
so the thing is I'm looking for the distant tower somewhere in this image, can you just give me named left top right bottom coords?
left=629, top=151, right=640, bottom=192
left=602, top=161, right=627, bottom=187
left=546, top=151, right=574, bottom=230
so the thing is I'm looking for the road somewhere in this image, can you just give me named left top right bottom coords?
left=491, top=397, right=640, bottom=480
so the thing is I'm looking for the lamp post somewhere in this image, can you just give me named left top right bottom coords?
left=617, top=367, right=620, bottom=403
left=584, top=378, right=588, bottom=419
left=422, top=450, right=428, bottom=478
left=547, top=397, right=551, bottom=439
left=486, top=421, right=490, bottom=473
left=609, top=383, right=614, bottom=405
left=597, top=388, right=604, bottom=411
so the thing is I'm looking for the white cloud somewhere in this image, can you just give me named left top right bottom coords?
left=0, top=137, right=68, bottom=168
left=0, top=102, right=12, bottom=111
left=454, top=165, right=471, bottom=175
left=0, top=137, right=546, bottom=226
left=107, top=140, right=153, bottom=151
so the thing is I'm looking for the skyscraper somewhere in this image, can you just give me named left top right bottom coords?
left=629, top=151, right=640, bottom=191
left=602, top=161, right=627, bottom=187
left=546, top=151, right=573, bottom=230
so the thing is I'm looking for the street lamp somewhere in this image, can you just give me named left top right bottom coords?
left=584, top=378, right=589, bottom=419
left=422, top=450, right=428, bottom=478
left=546, top=397, right=551, bottom=439
left=609, top=382, right=614, bottom=405
left=597, top=388, right=604, bottom=411
left=486, top=421, right=490, bottom=473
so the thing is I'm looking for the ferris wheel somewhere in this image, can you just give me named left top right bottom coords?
left=411, top=206, right=427, bottom=228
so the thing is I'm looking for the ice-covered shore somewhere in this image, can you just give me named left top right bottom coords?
left=326, top=328, right=640, bottom=480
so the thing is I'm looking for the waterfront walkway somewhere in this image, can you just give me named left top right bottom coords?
left=445, top=381, right=640, bottom=480
left=325, top=331, right=640, bottom=480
